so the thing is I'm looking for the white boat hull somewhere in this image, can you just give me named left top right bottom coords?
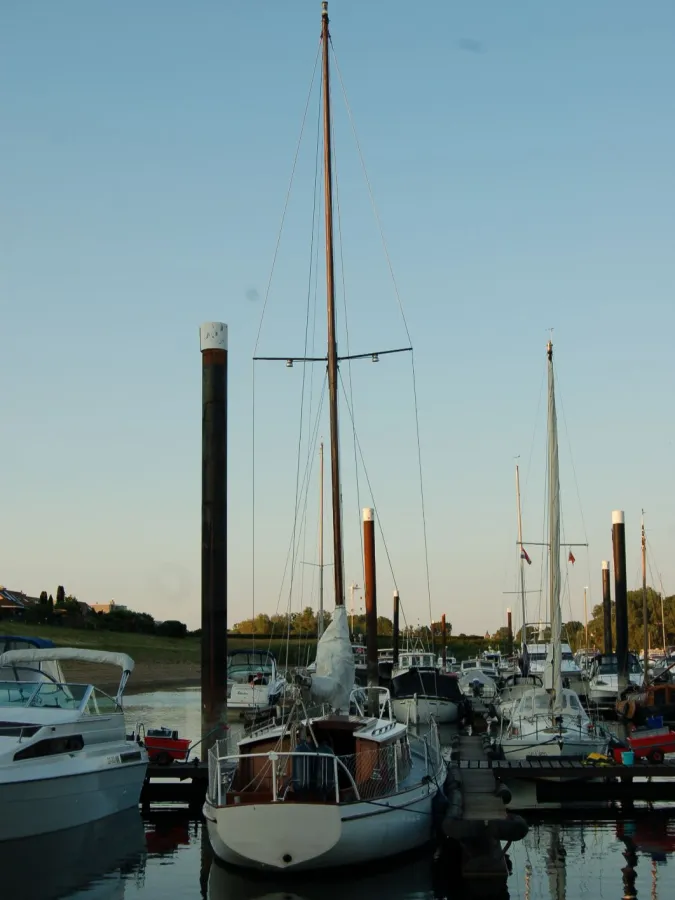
left=391, top=696, right=458, bottom=725
left=204, top=782, right=438, bottom=872
left=0, top=762, right=147, bottom=842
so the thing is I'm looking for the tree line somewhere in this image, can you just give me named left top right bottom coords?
left=21, top=586, right=189, bottom=639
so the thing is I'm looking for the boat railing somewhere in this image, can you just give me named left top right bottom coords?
left=349, top=685, right=394, bottom=720
left=207, top=737, right=426, bottom=807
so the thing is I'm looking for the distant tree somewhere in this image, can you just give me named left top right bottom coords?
left=56, top=586, right=66, bottom=607
left=156, top=620, right=188, bottom=639
left=39, top=591, right=49, bottom=604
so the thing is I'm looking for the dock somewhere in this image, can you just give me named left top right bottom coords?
left=140, top=761, right=208, bottom=811
left=441, top=735, right=527, bottom=884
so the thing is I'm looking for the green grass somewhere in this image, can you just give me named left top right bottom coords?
left=0, top=622, right=319, bottom=666
left=1, top=621, right=494, bottom=666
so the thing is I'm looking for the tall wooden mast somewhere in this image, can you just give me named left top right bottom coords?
left=321, top=1, right=345, bottom=607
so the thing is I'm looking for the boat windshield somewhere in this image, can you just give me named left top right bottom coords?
left=0, top=681, right=118, bottom=713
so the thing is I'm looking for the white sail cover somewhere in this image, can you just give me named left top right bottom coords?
left=309, top=605, right=355, bottom=712
left=0, top=647, right=135, bottom=674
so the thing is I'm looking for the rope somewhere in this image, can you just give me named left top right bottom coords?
left=329, top=39, right=433, bottom=632
left=251, top=41, right=321, bottom=646
left=337, top=370, right=400, bottom=593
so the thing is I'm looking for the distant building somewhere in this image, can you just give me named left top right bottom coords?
left=90, top=599, right=127, bottom=615
left=0, top=588, right=39, bottom=616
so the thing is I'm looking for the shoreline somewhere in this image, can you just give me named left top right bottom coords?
left=62, top=661, right=201, bottom=696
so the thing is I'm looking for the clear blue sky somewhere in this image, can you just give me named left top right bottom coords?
left=2, top=1, right=674, bottom=634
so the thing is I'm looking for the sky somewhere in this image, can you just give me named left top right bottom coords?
left=2, top=1, right=674, bottom=634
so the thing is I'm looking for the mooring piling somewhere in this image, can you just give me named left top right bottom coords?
left=363, top=507, right=379, bottom=715
left=200, top=322, right=228, bottom=748
left=612, top=510, right=628, bottom=687
left=602, top=559, right=613, bottom=655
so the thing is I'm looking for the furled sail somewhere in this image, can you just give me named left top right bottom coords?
left=308, top=605, right=355, bottom=712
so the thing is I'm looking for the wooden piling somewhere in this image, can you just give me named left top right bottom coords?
left=612, top=510, right=628, bottom=685
left=602, top=560, right=612, bottom=655
left=363, top=508, right=378, bottom=714
left=200, top=322, right=228, bottom=747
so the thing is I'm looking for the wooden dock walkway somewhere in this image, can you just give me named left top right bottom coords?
left=440, top=735, right=527, bottom=885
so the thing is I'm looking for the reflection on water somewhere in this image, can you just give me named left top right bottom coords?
left=7, top=690, right=675, bottom=899
left=0, top=808, right=146, bottom=900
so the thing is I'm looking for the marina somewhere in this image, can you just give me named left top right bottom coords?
left=3, top=1, right=675, bottom=899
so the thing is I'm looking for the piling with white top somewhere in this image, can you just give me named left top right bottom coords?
left=612, top=510, right=628, bottom=683
left=200, top=322, right=228, bottom=746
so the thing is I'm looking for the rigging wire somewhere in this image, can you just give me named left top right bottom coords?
left=251, top=41, right=321, bottom=641
left=330, top=40, right=433, bottom=630
left=330, top=72, right=365, bottom=588
left=337, top=371, right=400, bottom=593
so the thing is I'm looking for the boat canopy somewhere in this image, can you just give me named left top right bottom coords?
left=0, top=647, right=135, bottom=673
left=0, top=647, right=135, bottom=702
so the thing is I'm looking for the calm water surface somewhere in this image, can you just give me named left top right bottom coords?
left=4, top=690, right=674, bottom=900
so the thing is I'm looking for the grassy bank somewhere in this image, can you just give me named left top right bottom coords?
left=0, top=621, right=497, bottom=692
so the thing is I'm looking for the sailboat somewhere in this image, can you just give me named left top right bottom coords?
left=499, top=342, right=608, bottom=760
left=203, top=3, right=445, bottom=872
left=497, top=465, right=545, bottom=722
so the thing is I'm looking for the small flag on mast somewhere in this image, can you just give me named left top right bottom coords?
left=568, top=550, right=576, bottom=565
left=520, top=546, right=532, bottom=565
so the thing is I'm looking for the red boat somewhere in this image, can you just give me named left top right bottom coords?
left=142, top=727, right=192, bottom=765
left=611, top=726, right=675, bottom=764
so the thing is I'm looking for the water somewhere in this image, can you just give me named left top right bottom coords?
left=4, top=690, right=675, bottom=900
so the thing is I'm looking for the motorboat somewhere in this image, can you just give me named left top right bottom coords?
left=227, top=648, right=288, bottom=716
left=0, top=646, right=148, bottom=841
left=497, top=672, right=544, bottom=721
left=458, top=668, right=499, bottom=703
left=204, top=609, right=446, bottom=872
left=587, top=652, right=643, bottom=709
left=499, top=687, right=608, bottom=761
left=521, top=634, right=586, bottom=694
left=389, top=648, right=465, bottom=724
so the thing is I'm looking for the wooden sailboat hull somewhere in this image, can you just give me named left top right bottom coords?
left=203, top=781, right=439, bottom=872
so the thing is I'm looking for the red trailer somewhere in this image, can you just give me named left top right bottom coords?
left=142, top=726, right=192, bottom=765
left=612, top=726, right=675, bottom=764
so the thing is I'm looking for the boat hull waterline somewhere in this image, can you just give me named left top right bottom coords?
left=0, top=760, right=147, bottom=842
left=203, top=780, right=438, bottom=872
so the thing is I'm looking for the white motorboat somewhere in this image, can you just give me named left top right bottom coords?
left=497, top=672, right=544, bottom=721
left=389, top=649, right=464, bottom=724
left=521, top=634, right=586, bottom=695
left=204, top=609, right=445, bottom=872
left=0, top=646, right=148, bottom=841
left=587, top=652, right=643, bottom=708
left=227, top=648, right=288, bottom=716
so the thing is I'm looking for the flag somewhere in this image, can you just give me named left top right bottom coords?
left=568, top=550, right=576, bottom=565
left=520, top=546, right=532, bottom=565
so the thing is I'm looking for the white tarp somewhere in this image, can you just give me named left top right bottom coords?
left=0, top=647, right=135, bottom=674
left=309, top=604, right=355, bottom=712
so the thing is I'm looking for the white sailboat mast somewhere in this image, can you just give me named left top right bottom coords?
left=515, top=463, right=527, bottom=651
left=547, top=340, right=563, bottom=716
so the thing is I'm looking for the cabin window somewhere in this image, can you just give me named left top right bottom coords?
left=14, top=734, right=84, bottom=761
left=519, top=697, right=533, bottom=715
left=566, top=694, right=580, bottom=711
left=534, top=694, right=550, bottom=711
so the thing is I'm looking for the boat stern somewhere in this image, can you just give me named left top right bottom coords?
left=204, top=800, right=343, bottom=870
